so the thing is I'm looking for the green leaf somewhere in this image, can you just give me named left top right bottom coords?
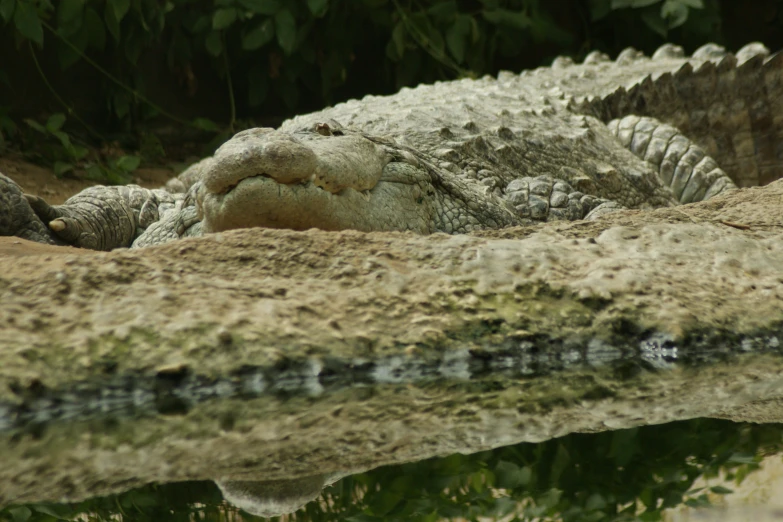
left=482, top=8, right=531, bottom=30
left=306, top=0, right=328, bottom=17
left=242, top=18, right=274, bottom=50
left=0, top=0, right=15, bottom=23
left=494, top=461, right=532, bottom=489
left=274, top=9, right=295, bottom=54
left=85, top=163, right=105, bottom=181
left=8, top=506, right=31, bottom=522
left=549, top=443, right=571, bottom=484
left=367, top=490, right=403, bottom=516
left=445, top=14, right=470, bottom=63
left=24, top=118, right=47, bottom=133
left=584, top=493, right=607, bottom=511
left=193, top=117, right=221, bottom=131
left=395, top=45, right=422, bottom=87
left=491, top=497, right=517, bottom=518
left=684, top=495, right=712, bottom=509
left=55, top=0, right=91, bottom=67
left=678, top=0, right=704, bottom=7
left=188, top=14, right=210, bottom=33
left=112, top=92, right=130, bottom=119
left=31, top=503, right=75, bottom=519
left=389, top=21, right=406, bottom=59
left=212, top=7, right=237, bottom=30
left=57, top=0, right=84, bottom=36
left=537, top=488, right=563, bottom=510
left=640, top=9, right=667, bottom=36
left=123, top=28, right=143, bottom=63
left=237, top=0, right=280, bottom=15
left=71, top=144, right=88, bottom=160
left=609, top=427, right=639, bottom=467
left=0, top=113, right=16, bottom=134
left=115, top=155, right=140, bottom=172
left=51, top=130, right=72, bottom=149
left=205, top=30, right=222, bottom=56
left=590, top=0, right=612, bottom=20
left=13, top=1, right=44, bottom=45
left=83, top=7, right=105, bottom=50
left=53, top=161, right=74, bottom=177
left=104, top=3, right=120, bottom=41
left=106, top=167, right=133, bottom=185
left=470, top=470, right=487, bottom=493
left=611, top=0, right=661, bottom=7
left=45, top=113, right=66, bottom=132
left=408, top=12, right=444, bottom=56
left=113, top=0, right=129, bottom=22
left=709, top=486, right=734, bottom=495
left=639, top=487, right=655, bottom=509
left=428, top=0, right=456, bottom=22
left=660, top=0, right=689, bottom=27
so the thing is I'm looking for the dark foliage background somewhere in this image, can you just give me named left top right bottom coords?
left=0, top=0, right=781, bottom=176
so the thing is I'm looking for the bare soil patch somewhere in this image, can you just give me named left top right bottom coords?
left=0, top=154, right=176, bottom=204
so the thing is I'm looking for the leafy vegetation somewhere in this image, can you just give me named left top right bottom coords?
left=0, top=0, right=780, bottom=182
left=1, top=418, right=781, bottom=521
left=18, top=112, right=140, bottom=183
left=0, top=0, right=723, bottom=120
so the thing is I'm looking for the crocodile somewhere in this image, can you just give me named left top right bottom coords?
left=1, top=41, right=781, bottom=250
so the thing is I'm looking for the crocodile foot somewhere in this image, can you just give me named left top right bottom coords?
left=0, top=172, right=62, bottom=245
left=25, top=185, right=178, bottom=251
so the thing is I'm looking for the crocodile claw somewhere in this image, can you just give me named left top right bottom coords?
left=24, top=194, right=101, bottom=249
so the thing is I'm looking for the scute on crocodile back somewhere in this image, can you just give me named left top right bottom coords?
left=564, top=42, right=783, bottom=187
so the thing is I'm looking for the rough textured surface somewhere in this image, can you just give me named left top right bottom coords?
left=1, top=178, right=782, bottom=399
left=1, top=42, right=783, bottom=512
left=0, top=178, right=783, bottom=507
left=0, top=173, right=60, bottom=244
left=1, top=179, right=781, bottom=400
left=3, top=42, right=781, bottom=249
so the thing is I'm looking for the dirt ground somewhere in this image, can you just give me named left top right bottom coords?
left=0, top=155, right=177, bottom=205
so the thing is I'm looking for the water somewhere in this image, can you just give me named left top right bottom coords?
left=2, top=419, right=783, bottom=521
left=2, top=345, right=783, bottom=521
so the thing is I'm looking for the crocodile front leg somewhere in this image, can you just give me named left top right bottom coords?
left=0, top=172, right=62, bottom=244
left=25, top=185, right=178, bottom=250
left=131, top=185, right=202, bottom=248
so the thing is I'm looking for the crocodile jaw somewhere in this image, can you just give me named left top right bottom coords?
left=197, top=128, right=437, bottom=234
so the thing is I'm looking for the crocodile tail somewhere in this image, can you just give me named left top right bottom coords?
left=572, top=45, right=783, bottom=188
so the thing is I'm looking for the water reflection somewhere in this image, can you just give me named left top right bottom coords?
left=2, top=419, right=782, bottom=521
left=3, top=344, right=783, bottom=521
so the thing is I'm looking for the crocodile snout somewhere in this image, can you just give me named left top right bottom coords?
left=203, top=129, right=318, bottom=195
left=197, top=127, right=421, bottom=233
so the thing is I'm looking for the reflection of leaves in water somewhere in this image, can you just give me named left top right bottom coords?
left=1, top=419, right=779, bottom=521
